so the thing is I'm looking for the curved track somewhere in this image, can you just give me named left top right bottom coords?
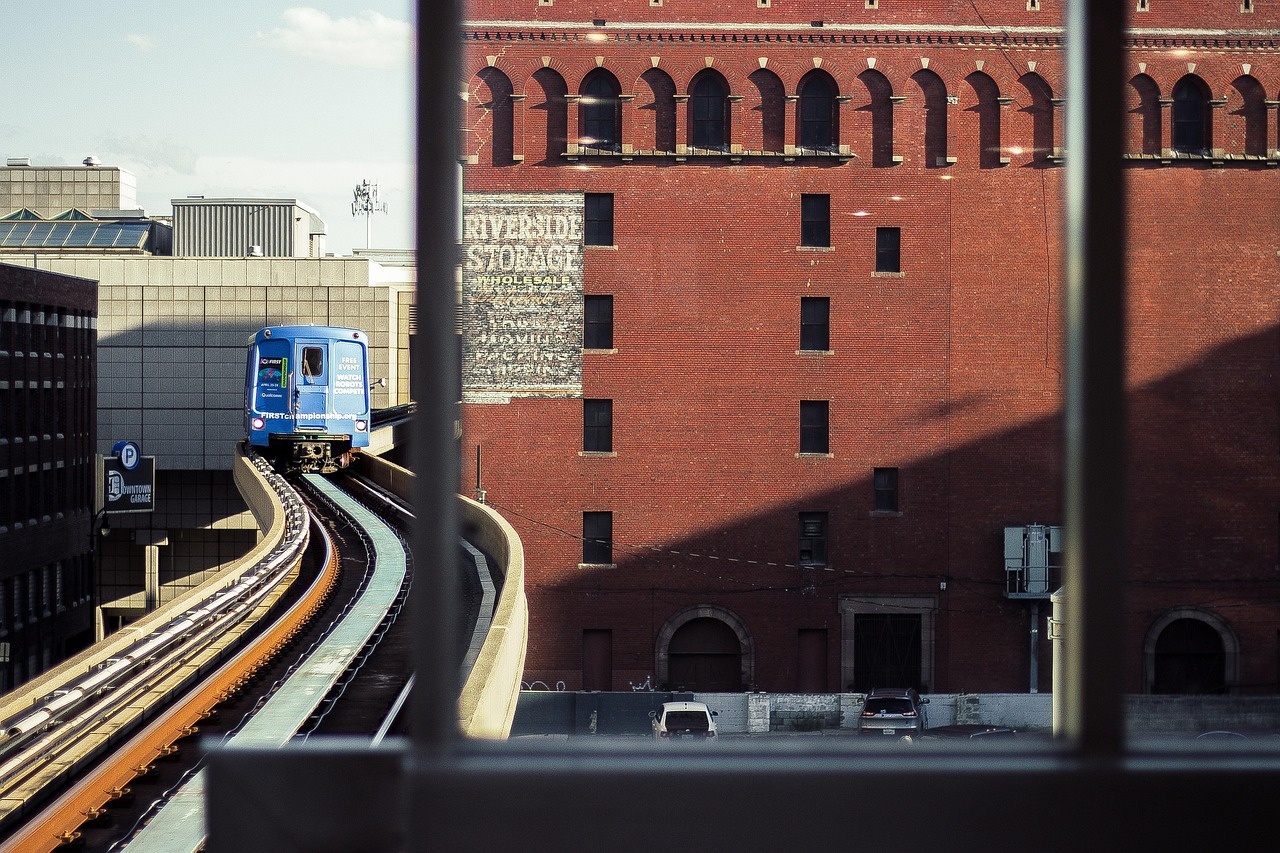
left=0, top=464, right=423, bottom=852
left=116, top=473, right=411, bottom=852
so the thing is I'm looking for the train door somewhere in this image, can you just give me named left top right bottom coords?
left=294, top=338, right=329, bottom=428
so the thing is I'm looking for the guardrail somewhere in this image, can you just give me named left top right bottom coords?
left=0, top=447, right=298, bottom=725
left=352, top=453, right=527, bottom=738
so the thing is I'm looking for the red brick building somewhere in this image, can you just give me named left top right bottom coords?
left=459, top=2, right=1280, bottom=695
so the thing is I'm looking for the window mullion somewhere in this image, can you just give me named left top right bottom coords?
left=1061, top=0, right=1128, bottom=755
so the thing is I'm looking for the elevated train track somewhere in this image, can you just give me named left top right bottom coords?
left=0, top=444, right=508, bottom=852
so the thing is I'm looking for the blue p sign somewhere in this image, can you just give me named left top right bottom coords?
left=113, top=440, right=142, bottom=471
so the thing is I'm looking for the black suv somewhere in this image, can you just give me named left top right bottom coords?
left=857, top=688, right=930, bottom=737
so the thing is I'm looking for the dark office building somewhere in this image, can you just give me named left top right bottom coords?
left=0, top=263, right=97, bottom=691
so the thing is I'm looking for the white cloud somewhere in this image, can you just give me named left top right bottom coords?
left=258, top=7, right=413, bottom=70
left=99, top=135, right=200, bottom=175
left=125, top=33, right=154, bottom=52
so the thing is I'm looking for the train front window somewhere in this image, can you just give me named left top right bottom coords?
left=301, top=346, right=324, bottom=381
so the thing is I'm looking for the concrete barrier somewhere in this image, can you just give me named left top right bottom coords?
left=354, top=453, right=528, bottom=739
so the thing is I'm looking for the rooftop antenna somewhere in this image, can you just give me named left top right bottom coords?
left=351, top=179, right=388, bottom=249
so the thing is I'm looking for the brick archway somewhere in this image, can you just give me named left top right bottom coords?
left=1143, top=608, right=1239, bottom=694
left=655, top=604, right=754, bottom=692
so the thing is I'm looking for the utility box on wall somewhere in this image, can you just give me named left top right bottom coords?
left=1004, top=525, right=1062, bottom=598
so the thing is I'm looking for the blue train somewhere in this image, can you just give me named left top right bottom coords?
left=245, top=325, right=371, bottom=473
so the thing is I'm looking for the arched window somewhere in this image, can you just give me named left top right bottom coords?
left=690, top=72, right=729, bottom=150
left=580, top=70, right=621, bottom=152
left=799, top=72, right=836, bottom=150
left=1172, top=76, right=1209, bottom=154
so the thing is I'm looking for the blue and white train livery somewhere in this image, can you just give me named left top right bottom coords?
left=245, top=325, right=371, bottom=473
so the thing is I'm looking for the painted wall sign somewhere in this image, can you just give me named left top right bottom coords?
left=461, top=192, right=584, bottom=400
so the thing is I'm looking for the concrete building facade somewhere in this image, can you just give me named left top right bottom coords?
left=0, top=263, right=97, bottom=690
left=458, top=3, right=1280, bottom=695
left=1, top=161, right=415, bottom=644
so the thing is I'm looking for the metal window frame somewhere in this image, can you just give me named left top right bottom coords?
left=799, top=295, right=830, bottom=350
left=584, top=191, right=614, bottom=246
left=205, top=5, right=1280, bottom=851
left=873, top=466, right=898, bottom=512
left=874, top=225, right=901, bottom=272
left=583, top=398, right=613, bottom=452
left=582, top=510, right=613, bottom=565
left=800, top=192, right=830, bottom=247
left=584, top=293, right=614, bottom=349
left=799, top=399, right=829, bottom=454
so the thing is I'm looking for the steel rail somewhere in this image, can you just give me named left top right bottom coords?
left=0, top=463, right=331, bottom=852
left=119, top=473, right=409, bottom=853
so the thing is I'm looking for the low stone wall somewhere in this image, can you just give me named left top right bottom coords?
left=696, top=692, right=1053, bottom=733
left=513, top=690, right=1280, bottom=736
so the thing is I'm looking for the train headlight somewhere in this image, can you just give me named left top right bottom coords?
left=251, top=417, right=266, bottom=430
left=355, top=419, right=368, bottom=432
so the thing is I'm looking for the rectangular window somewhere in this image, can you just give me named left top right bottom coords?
left=583, top=511, right=613, bottom=565
left=873, top=467, right=899, bottom=512
left=800, top=194, right=830, bottom=247
left=799, top=512, right=828, bottom=567
left=800, top=297, right=830, bottom=351
left=583, top=399, right=613, bottom=452
left=585, top=193, right=614, bottom=246
left=584, top=295, right=614, bottom=349
left=799, top=400, right=830, bottom=454
left=875, top=227, right=901, bottom=273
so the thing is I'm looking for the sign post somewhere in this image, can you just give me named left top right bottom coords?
left=94, top=441, right=158, bottom=635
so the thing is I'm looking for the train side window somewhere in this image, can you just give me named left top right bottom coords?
left=301, top=347, right=324, bottom=380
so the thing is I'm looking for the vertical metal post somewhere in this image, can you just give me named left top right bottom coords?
left=1029, top=602, right=1039, bottom=694
left=410, top=0, right=463, bottom=757
left=1062, top=0, right=1128, bottom=753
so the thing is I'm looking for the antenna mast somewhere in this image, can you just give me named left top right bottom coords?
left=351, top=179, right=389, bottom=249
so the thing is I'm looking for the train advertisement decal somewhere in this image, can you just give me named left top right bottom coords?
left=461, top=192, right=584, bottom=400
left=258, top=356, right=287, bottom=389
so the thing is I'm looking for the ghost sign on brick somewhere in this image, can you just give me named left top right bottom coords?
left=461, top=192, right=584, bottom=400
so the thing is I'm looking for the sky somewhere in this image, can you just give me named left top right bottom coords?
left=1, top=2, right=415, bottom=255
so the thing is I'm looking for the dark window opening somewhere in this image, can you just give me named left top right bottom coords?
left=800, top=400, right=829, bottom=454
left=801, top=194, right=830, bottom=248
left=799, top=74, right=835, bottom=149
left=583, top=399, right=613, bottom=452
left=584, top=295, right=614, bottom=349
left=583, top=511, right=613, bottom=565
left=799, top=512, right=828, bottom=567
left=301, top=346, right=324, bottom=378
left=690, top=74, right=728, bottom=149
left=581, top=72, right=621, bottom=151
left=585, top=193, right=614, bottom=246
left=1172, top=77, right=1209, bottom=154
left=873, top=467, right=899, bottom=512
left=875, top=227, right=901, bottom=273
left=800, top=297, right=830, bottom=351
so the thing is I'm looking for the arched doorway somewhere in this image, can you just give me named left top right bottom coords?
left=655, top=605, right=753, bottom=692
left=1146, top=610, right=1236, bottom=694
